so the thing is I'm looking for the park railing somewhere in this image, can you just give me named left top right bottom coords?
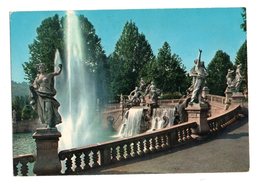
left=58, top=121, right=197, bottom=175
left=207, top=94, right=226, bottom=105
left=207, top=105, right=241, bottom=133
left=13, top=154, right=35, bottom=176
left=13, top=94, right=243, bottom=176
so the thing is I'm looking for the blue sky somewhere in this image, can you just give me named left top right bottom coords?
left=10, top=8, right=246, bottom=82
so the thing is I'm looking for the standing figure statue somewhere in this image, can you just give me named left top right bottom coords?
left=189, top=49, right=208, bottom=105
left=233, top=64, right=243, bottom=92
left=226, top=69, right=234, bottom=88
left=29, top=63, right=62, bottom=128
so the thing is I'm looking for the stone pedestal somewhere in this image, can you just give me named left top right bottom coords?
left=185, top=103, right=210, bottom=136
left=224, top=89, right=233, bottom=110
left=33, top=128, right=61, bottom=175
left=232, top=92, right=245, bottom=104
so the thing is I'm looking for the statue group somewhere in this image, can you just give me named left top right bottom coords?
left=226, top=64, right=243, bottom=92
left=127, top=78, right=161, bottom=107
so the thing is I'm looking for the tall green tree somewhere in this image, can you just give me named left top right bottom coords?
left=207, top=50, right=234, bottom=96
left=109, top=21, right=154, bottom=99
left=23, top=14, right=109, bottom=103
left=240, top=8, right=247, bottom=32
left=235, top=40, right=247, bottom=90
left=151, top=42, right=188, bottom=94
left=75, top=15, right=109, bottom=103
left=23, top=14, right=63, bottom=83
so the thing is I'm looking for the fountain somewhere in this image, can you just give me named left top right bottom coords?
left=55, top=11, right=113, bottom=150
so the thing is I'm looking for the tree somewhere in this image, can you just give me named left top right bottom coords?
left=207, top=50, right=234, bottom=96
left=23, top=14, right=109, bottom=103
left=75, top=15, right=109, bottom=103
left=109, top=21, right=154, bottom=99
left=240, top=8, right=247, bottom=32
left=12, top=96, right=28, bottom=121
left=151, top=42, right=188, bottom=94
left=23, top=14, right=63, bottom=83
left=235, top=40, right=247, bottom=90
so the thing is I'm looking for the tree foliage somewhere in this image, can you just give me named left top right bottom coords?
left=235, top=40, right=247, bottom=90
left=207, top=50, right=234, bottom=96
left=151, top=42, right=188, bottom=94
left=109, top=21, right=154, bottom=99
left=23, top=14, right=109, bottom=103
left=23, top=14, right=63, bottom=83
left=240, top=8, right=247, bottom=32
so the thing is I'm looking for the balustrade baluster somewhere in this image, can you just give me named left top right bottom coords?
left=132, top=141, right=138, bottom=157
left=182, top=129, right=186, bottom=142
left=138, top=140, right=144, bottom=156
left=155, top=136, right=162, bottom=151
left=111, top=146, right=118, bottom=162
left=92, top=149, right=99, bottom=168
left=177, top=130, right=182, bottom=142
left=161, top=135, right=166, bottom=149
left=20, top=160, right=29, bottom=176
left=124, top=143, right=131, bottom=159
left=144, top=138, right=151, bottom=154
left=13, top=160, right=19, bottom=176
left=74, top=152, right=82, bottom=172
left=150, top=137, right=156, bottom=152
left=64, top=153, right=73, bottom=174
left=83, top=150, right=91, bottom=170
left=118, top=144, right=125, bottom=161
left=186, top=128, right=191, bottom=140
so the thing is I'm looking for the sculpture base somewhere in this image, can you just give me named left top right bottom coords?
left=33, top=128, right=61, bottom=175
left=232, top=92, right=245, bottom=104
left=185, top=103, right=210, bottom=136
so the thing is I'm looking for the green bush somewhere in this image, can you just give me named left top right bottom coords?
left=160, top=92, right=182, bottom=99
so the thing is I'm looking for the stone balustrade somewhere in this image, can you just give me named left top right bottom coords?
left=207, top=94, right=226, bottom=105
left=58, top=121, right=197, bottom=175
left=13, top=154, right=35, bottom=176
left=13, top=95, right=244, bottom=176
left=208, top=105, right=241, bottom=133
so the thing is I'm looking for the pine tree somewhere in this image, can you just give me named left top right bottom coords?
left=109, top=21, right=154, bottom=99
left=235, top=40, right=247, bottom=90
left=152, top=42, right=188, bottom=94
left=207, top=50, right=234, bottom=96
left=23, top=14, right=63, bottom=83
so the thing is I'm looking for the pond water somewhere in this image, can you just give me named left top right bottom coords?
left=13, top=133, right=36, bottom=156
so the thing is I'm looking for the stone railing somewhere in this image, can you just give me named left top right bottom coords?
left=13, top=154, right=35, bottom=176
left=207, top=94, right=226, bottom=105
left=207, top=105, right=241, bottom=133
left=58, top=121, right=197, bottom=175
left=13, top=95, right=243, bottom=176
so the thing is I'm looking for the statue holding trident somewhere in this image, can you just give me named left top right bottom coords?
left=189, top=49, right=208, bottom=105
left=29, top=63, right=62, bottom=128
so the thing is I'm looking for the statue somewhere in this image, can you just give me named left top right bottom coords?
left=128, top=86, right=142, bottom=105
left=146, top=81, right=161, bottom=106
left=226, top=69, right=234, bottom=88
left=233, top=64, right=243, bottom=92
left=29, top=63, right=62, bottom=128
left=189, top=49, right=208, bottom=105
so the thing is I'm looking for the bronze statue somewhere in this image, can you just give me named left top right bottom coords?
left=29, top=63, right=62, bottom=128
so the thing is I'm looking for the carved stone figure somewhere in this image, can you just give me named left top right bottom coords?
left=139, top=78, right=146, bottom=92
left=189, top=49, right=208, bottom=104
left=233, top=64, right=243, bottom=92
left=29, top=63, right=62, bottom=128
left=128, top=86, right=142, bottom=105
left=148, top=81, right=161, bottom=106
left=226, top=69, right=234, bottom=88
